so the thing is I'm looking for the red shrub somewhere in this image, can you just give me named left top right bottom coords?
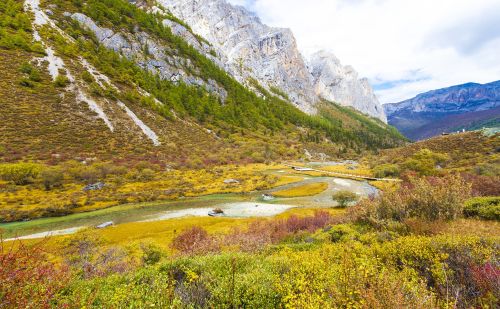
left=471, top=262, right=500, bottom=297
left=171, top=226, right=219, bottom=255
left=171, top=211, right=336, bottom=254
left=0, top=238, right=70, bottom=308
left=461, top=173, right=500, bottom=196
left=224, top=210, right=335, bottom=252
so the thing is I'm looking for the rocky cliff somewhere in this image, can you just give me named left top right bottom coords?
left=157, top=0, right=317, bottom=114
left=157, top=0, right=386, bottom=121
left=384, top=81, right=500, bottom=140
left=309, top=51, right=386, bottom=122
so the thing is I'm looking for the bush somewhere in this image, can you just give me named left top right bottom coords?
left=141, top=243, right=163, bottom=266
left=29, top=69, right=41, bottom=82
left=19, top=77, right=34, bottom=88
left=0, top=163, right=41, bottom=185
left=373, top=163, right=400, bottom=178
left=41, top=167, right=64, bottom=190
left=54, top=75, right=70, bottom=87
left=351, top=174, right=472, bottom=226
left=19, top=62, right=32, bottom=74
left=461, top=173, right=500, bottom=196
left=137, top=168, right=155, bottom=181
left=464, top=197, right=500, bottom=221
left=403, top=149, right=449, bottom=176
left=332, top=190, right=358, bottom=207
left=0, top=240, right=70, bottom=308
left=328, top=224, right=360, bottom=242
left=171, top=227, right=215, bottom=255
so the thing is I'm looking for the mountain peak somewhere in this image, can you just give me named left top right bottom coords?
left=309, top=50, right=387, bottom=122
left=384, top=80, right=500, bottom=140
left=158, top=0, right=387, bottom=121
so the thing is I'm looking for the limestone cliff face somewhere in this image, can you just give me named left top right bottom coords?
left=157, top=0, right=387, bottom=121
left=157, top=0, right=317, bottom=114
left=309, top=51, right=387, bottom=122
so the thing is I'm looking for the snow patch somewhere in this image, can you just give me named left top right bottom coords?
left=24, top=0, right=113, bottom=132
left=117, top=101, right=160, bottom=146
left=76, top=91, right=114, bottom=131
left=25, top=0, right=74, bottom=41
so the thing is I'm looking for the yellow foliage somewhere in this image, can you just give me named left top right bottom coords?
left=368, top=180, right=400, bottom=192
left=320, top=164, right=373, bottom=177
left=0, top=163, right=299, bottom=222
left=273, top=182, right=328, bottom=198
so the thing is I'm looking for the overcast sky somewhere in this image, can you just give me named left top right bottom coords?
left=227, top=0, right=500, bottom=103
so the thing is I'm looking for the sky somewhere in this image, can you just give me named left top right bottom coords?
left=227, top=0, right=500, bottom=103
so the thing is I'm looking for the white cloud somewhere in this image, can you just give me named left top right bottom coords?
left=228, top=0, right=500, bottom=103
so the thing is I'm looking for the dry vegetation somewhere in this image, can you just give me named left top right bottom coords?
left=0, top=163, right=301, bottom=222
left=272, top=182, right=328, bottom=197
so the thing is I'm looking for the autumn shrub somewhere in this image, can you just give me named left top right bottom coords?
left=351, top=174, right=471, bottom=227
left=470, top=262, right=500, bottom=305
left=373, top=163, right=400, bottom=178
left=64, top=231, right=136, bottom=278
left=172, top=211, right=335, bottom=254
left=0, top=162, right=41, bottom=185
left=0, top=239, right=70, bottom=308
left=332, top=190, right=358, bottom=207
left=461, top=173, right=500, bottom=196
left=464, top=197, right=500, bottom=221
left=376, top=235, right=499, bottom=308
left=40, top=167, right=64, bottom=190
left=402, top=148, right=449, bottom=176
left=171, top=226, right=219, bottom=255
left=55, top=268, right=176, bottom=308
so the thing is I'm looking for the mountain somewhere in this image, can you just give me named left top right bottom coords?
left=384, top=81, right=500, bottom=140
left=156, top=0, right=386, bottom=121
left=309, top=50, right=386, bottom=122
left=0, top=0, right=404, bottom=166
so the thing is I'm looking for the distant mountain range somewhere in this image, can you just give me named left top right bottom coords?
left=384, top=81, right=500, bottom=140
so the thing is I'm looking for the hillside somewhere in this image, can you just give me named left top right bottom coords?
left=384, top=81, right=500, bottom=140
left=373, top=131, right=500, bottom=171
left=0, top=0, right=404, bottom=167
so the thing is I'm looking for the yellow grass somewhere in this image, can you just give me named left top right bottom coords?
left=9, top=206, right=346, bottom=255
left=319, top=164, right=373, bottom=177
left=273, top=182, right=329, bottom=198
left=276, top=207, right=346, bottom=218
left=0, top=163, right=301, bottom=221
left=368, top=180, right=400, bottom=192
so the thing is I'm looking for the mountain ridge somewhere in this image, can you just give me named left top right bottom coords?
left=384, top=80, right=500, bottom=140
left=0, top=0, right=405, bottom=166
left=157, top=0, right=386, bottom=121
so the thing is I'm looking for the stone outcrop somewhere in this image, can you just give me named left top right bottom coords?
left=71, top=12, right=227, bottom=102
left=156, top=0, right=387, bottom=121
left=309, top=50, right=386, bottom=122
left=157, top=0, right=317, bottom=114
